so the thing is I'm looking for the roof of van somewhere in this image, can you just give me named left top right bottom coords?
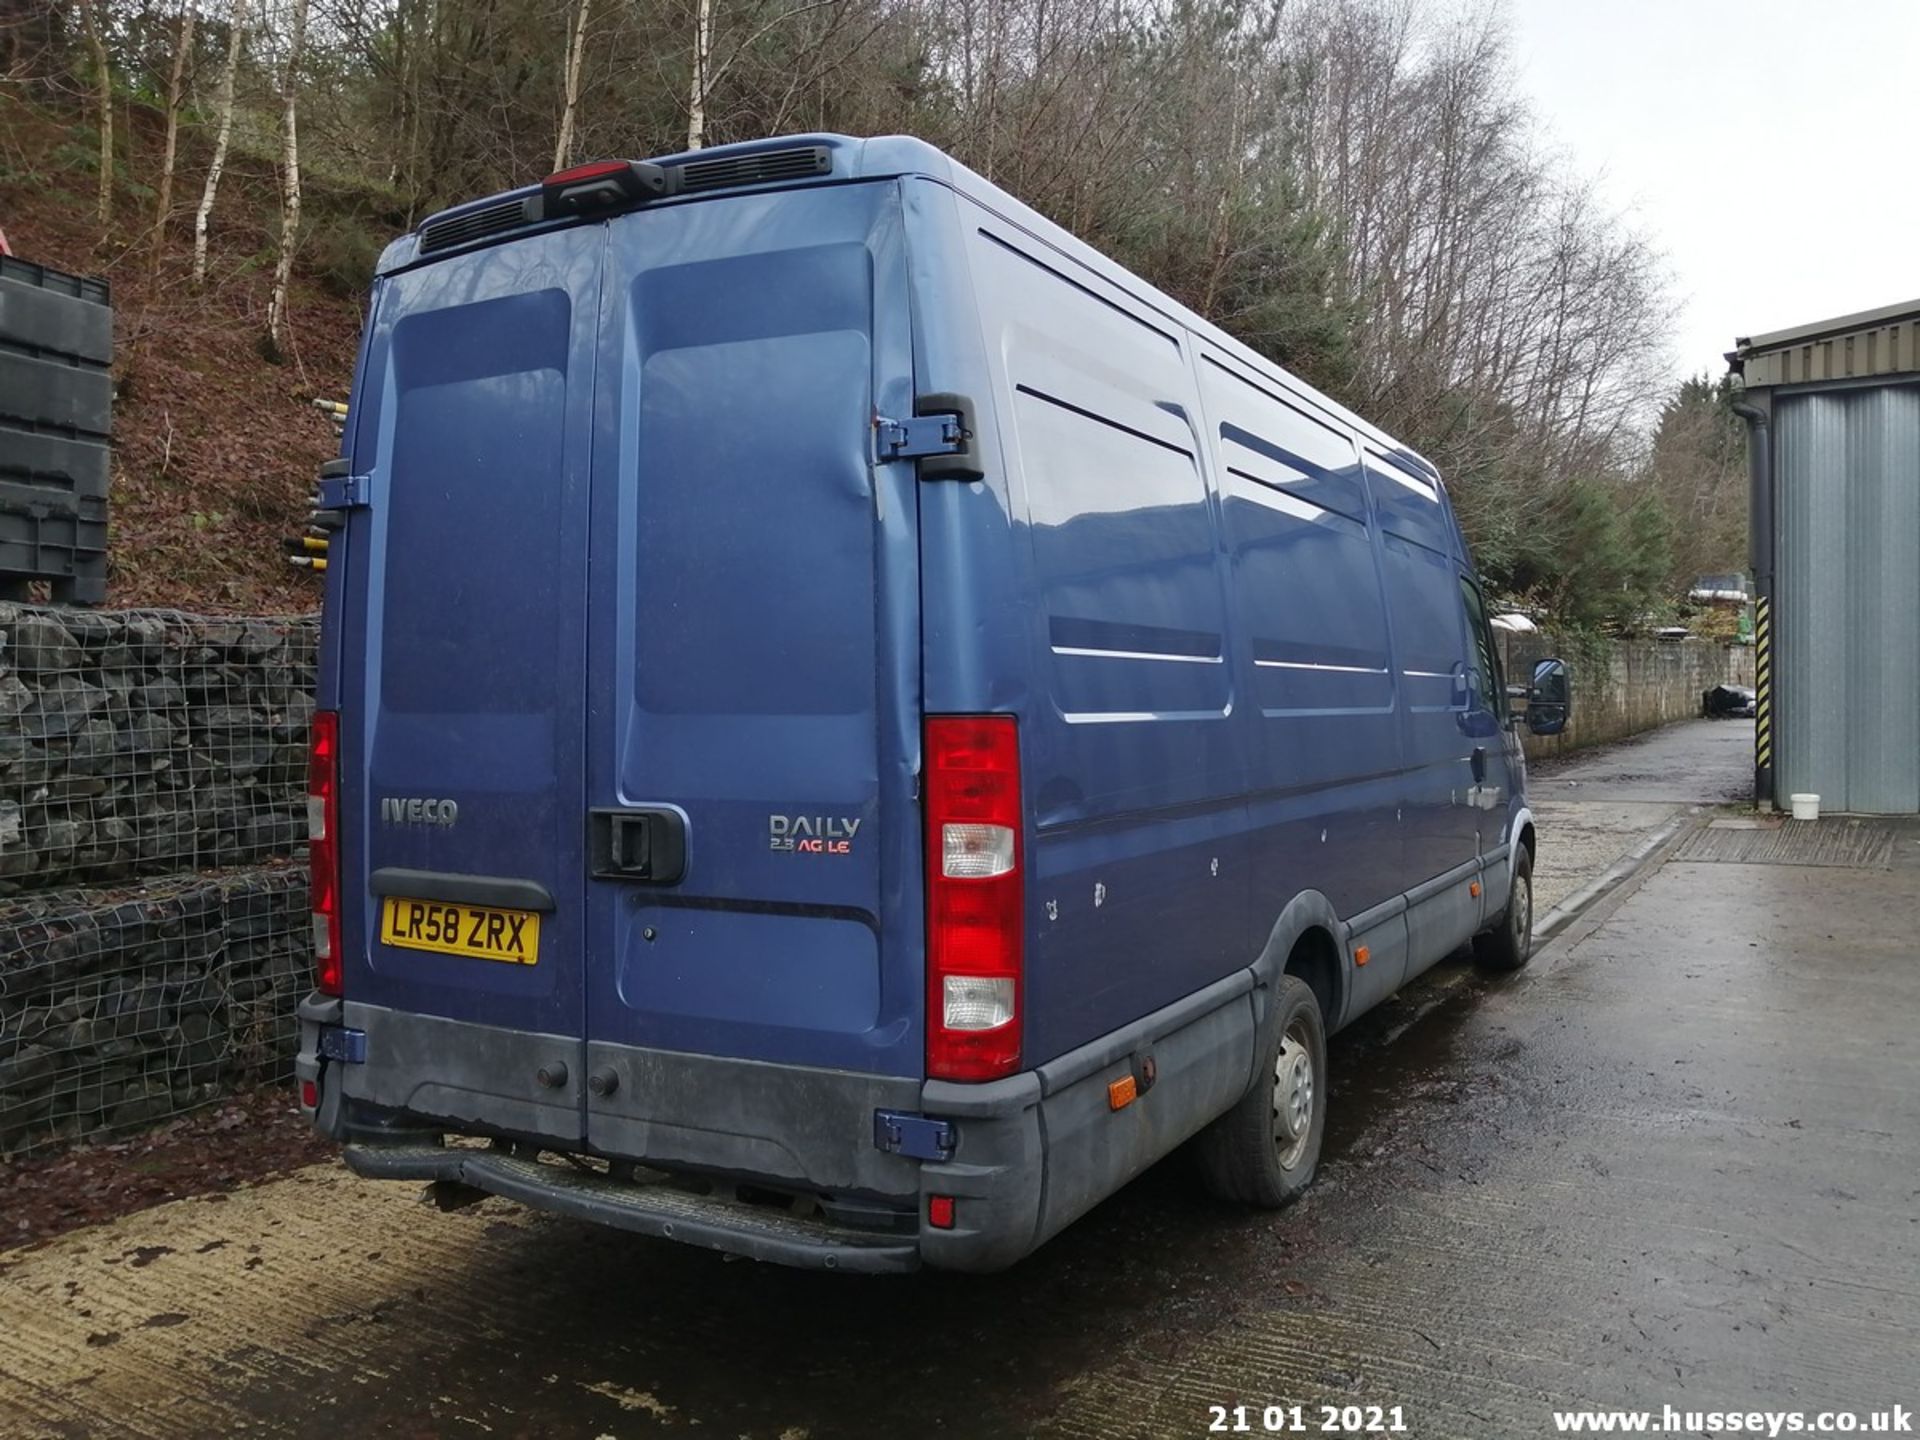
left=386, top=133, right=1441, bottom=484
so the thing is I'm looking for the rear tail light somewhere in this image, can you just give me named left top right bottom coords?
left=924, top=716, right=1023, bottom=1081
left=307, top=709, right=343, bottom=996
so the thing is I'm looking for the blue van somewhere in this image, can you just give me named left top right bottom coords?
left=296, top=134, right=1571, bottom=1273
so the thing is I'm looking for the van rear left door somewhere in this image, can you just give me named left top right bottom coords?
left=334, top=226, right=600, bottom=1144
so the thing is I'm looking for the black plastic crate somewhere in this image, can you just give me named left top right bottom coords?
left=0, top=255, right=111, bottom=604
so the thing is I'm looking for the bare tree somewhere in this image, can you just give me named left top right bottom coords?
left=266, top=0, right=312, bottom=352
left=76, top=0, right=112, bottom=227
left=686, top=0, right=713, bottom=148
left=152, top=1, right=196, bottom=268
left=553, top=0, right=592, bottom=170
left=687, top=0, right=839, bottom=151
left=193, top=0, right=250, bottom=286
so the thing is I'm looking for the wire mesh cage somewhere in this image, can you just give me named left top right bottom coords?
left=0, top=867, right=311, bottom=1156
left=0, top=606, right=318, bottom=891
left=0, top=604, right=320, bottom=1157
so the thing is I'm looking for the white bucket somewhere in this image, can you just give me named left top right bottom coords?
left=1789, top=793, right=1821, bottom=822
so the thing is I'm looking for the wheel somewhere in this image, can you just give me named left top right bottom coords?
left=1194, top=974, right=1327, bottom=1208
left=1474, top=846, right=1533, bottom=972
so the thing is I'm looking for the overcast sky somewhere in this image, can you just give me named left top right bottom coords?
left=1506, top=0, right=1919, bottom=381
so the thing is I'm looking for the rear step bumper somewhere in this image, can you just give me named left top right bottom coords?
left=343, top=1143, right=921, bottom=1274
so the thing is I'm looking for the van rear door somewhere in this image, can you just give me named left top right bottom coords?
left=335, top=226, right=600, bottom=1144
left=579, top=182, right=926, bottom=1161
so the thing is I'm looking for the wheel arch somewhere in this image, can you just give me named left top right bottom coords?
left=1251, top=889, right=1348, bottom=1032
left=1510, top=806, right=1537, bottom=881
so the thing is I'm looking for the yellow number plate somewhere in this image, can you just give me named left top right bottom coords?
left=379, top=897, right=540, bottom=965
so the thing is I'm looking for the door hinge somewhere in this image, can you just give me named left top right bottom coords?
left=319, top=1025, right=367, bottom=1063
left=873, top=1109, right=956, bottom=1162
left=876, top=392, right=984, bottom=480
left=314, top=457, right=371, bottom=516
left=878, top=414, right=965, bottom=460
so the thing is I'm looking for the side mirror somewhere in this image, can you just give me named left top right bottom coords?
left=1526, top=657, right=1570, bottom=736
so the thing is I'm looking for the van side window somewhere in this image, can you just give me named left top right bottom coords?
left=1458, top=576, right=1501, bottom=712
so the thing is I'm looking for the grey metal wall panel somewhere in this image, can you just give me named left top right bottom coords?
left=1776, top=383, right=1920, bottom=813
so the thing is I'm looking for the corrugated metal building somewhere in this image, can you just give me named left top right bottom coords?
left=1729, top=299, right=1920, bottom=813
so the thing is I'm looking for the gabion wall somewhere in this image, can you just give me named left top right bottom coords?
left=0, top=868, right=309, bottom=1154
left=0, top=607, right=316, bottom=892
left=0, top=605, right=317, bottom=1157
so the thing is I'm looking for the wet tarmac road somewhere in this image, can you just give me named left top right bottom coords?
left=4, top=724, right=1915, bottom=1439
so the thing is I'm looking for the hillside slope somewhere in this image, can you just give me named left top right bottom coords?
left=2, top=105, right=374, bottom=613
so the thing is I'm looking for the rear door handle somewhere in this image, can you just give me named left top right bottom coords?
left=589, top=808, right=686, bottom=884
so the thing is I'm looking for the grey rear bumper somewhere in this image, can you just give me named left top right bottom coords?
left=342, top=1142, right=921, bottom=1274
left=302, top=967, right=1261, bottom=1274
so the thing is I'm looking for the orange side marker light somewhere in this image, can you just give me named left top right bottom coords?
left=1353, top=945, right=1370, bottom=967
left=1469, top=880, right=1482, bottom=898
left=1107, top=1074, right=1138, bottom=1111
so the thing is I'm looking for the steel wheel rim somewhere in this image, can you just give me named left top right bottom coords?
left=1271, top=1019, right=1316, bottom=1169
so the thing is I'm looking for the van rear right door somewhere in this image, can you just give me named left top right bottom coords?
left=576, top=181, right=927, bottom=1175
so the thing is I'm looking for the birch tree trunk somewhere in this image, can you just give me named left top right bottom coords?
left=686, top=0, right=712, bottom=150
left=151, top=3, right=195, bottom=267
left=78, top=0, right=112, bottom=227
left=193, top=0, right=250, bottom=287
left=265, top=0, right=311, bottom=354
left=552, top=0, right=592, bottom=172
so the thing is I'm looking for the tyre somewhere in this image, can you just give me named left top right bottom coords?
left=1473, top=846, right=1533, bottom=972
left=1194, top=974, right=1327, bottom=1208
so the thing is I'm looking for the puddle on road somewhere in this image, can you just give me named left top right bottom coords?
left=1319, top=960, right=1498, bottom=1169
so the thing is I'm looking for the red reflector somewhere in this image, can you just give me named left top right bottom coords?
left=300, top=1079, right=319, bottom=1109
left=308, top=710, right=343, bottom=997
left=543, top=158, right=630, bottom=186
left=928, top=1195, right=956, bottom=1230
left=925, top=716, right=1022, bottom=1082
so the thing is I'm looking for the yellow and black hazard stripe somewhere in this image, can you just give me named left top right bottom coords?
left=1754, top=595, right=1772, bottom=773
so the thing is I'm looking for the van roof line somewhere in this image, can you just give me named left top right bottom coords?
left=389, top=132, right=1441, bottom=488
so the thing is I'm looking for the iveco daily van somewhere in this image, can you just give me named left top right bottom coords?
left=296, top=134, right=1572, bottom=1272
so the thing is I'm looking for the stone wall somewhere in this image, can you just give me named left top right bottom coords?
left=1501, top=633, right=1756, bottom=762
left=0, top=605, right=316, bottom=1156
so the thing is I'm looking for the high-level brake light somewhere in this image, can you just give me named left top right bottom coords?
left=541, top=158, right=668, bottom=217
left=924, top=716, right=1023, bottom=1081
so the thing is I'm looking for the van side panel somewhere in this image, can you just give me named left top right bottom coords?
left=1195, top=349, right=1408, bottom=976
left=1367, top=451, right=1483, bottom=965
left=957, top=201, right=1251, bottom=1064
left=901, top=179, right=1031, bottom=718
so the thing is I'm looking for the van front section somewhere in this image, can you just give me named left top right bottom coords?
left=297, top=143, right=962, bottom=1272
